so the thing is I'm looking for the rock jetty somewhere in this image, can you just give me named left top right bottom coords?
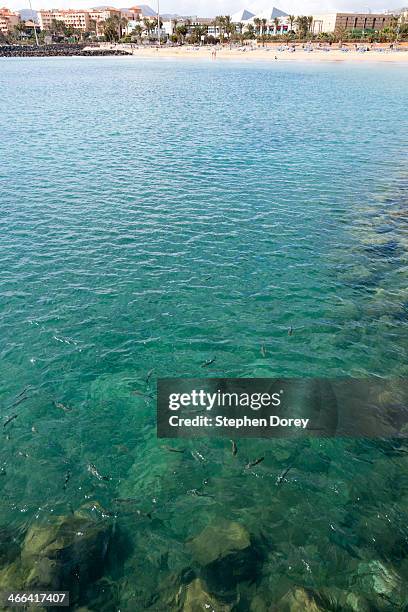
left=0, top=44, right=131, bottom=57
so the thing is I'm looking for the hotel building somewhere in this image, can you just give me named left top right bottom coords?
left=312, top=12, right=393, bottom=34
left=0, top=6, right=20, bottom=34
left=38, top=7, right=121, bottom=33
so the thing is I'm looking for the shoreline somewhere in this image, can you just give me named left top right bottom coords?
left=115, top=45, right=408, bottom=63
left=1, top=43, right=407, bottom=63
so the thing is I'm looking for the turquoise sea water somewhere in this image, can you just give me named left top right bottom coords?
left=0, top=57, right=408, bottom=610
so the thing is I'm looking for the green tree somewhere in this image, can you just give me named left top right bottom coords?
left=244, top=23, right=255, bottom=39
left=13, top=21, right=27, bottom=41
left=103, top=16, right=120, bottom=41
left=215, top=15, right=225, bottom=42
left=295, top=15, right=309, bottom=39
left=132, top=23, right=143, bottom=42
left=253, top=17, right=261, bottom=36
left=176, top=23, right=188, bottom=43
left=143, top=17, right=153, bottom=38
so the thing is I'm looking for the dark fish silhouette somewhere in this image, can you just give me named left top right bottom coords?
left=54, top=401, right=72, bottom=413
left=132, top=390, right=154, bottom=399
left=261, top=343, right=267, bottom=357
left=161, top=445, right=185, bottom=453
left=276, top=465, right=293, bottom=485
left=201, top=357, right=216, bottom=367
left=16, top=387, right=29, bottom=398
left=63, top=471, right=71, bottom=490
left=3, top=414, right=18, bottom=428
left=87, top=463, right=110, bottom=481
left=230, top=440, right=237, bottom=456
left=187, top=488, right=215, bottom=499
left=146, top=369, right=154, bottom=384
left=288, top=326, right=293, bottom=336
left=245, top=456, right=265, bottom=469
left=9, top=396, right=28, bottom=409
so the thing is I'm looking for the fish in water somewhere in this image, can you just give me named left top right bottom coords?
left=3, top=414, right=18, bottom=428
left=54, top=401, right=72, bottom=413
left=87, top=463, right=110, bottom=481
left=261, top=343, right=267, bottom=357
left=15, top=387, right=29, bottom=399
left=191, top=450, right=206, bottom=463
left=132, top=390, right=154, bottom=399
left=145, top=369, right=154, bottom=384
left=230, top=440, right=237, bottom=456
left=276, top=465, right=293, bottom=485
left=63, top=471, right=71, bottom=490
left=245, top=456, right=265, bottom=469
left=9, top=395, right=28, bottom=409
left=161, top=445, right=185, bottom=453
left=187, top=488, right=215, bottom=499
left=201, top=357, right=216, bottom=367
left=288, top=326, right=293, bottom=336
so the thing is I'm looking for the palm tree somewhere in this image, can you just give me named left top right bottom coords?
left=245, top=23, right=255, bottom=39
left=215, top=15, right=225, bottom=42
left=307, top=16, right=313, bottom=36
left=103, top=16, right=120, bottom=41
left=334, top=25, right=347, bottom=43
left=273, top=17, right=280, bottom=35
left=133, top=23, right=143, bottom=42
left=176, top=23, right=188, bottom=43
left=13, top=21, right=26, bottom=41
left=224, top=15, right=234, bottom=38
left=295, top=15, right=309, bottom=39
left=261, top=18, right=267, bottom=36
left=143, top=17, right=152, bottom=38
left=253, top=17, right=261, bottom=37
left=119, top=16, right=128, bottom=38
left=288, top=14, right=295, bottom=33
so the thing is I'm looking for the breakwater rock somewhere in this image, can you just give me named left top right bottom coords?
left=0, top=44, right=131, bottom=57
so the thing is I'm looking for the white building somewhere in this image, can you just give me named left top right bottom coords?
left=249, top=6, right=290, bottom=34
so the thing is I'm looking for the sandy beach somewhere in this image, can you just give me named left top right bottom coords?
left=95, top=42, right=408, bottom=63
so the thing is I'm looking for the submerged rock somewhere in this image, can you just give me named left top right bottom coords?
left=0, top=527, right=20, bottom=567
left=182, top=578, right=231, bottom=612
left=189, top=519, right=257, bottom=587
left=21, top=511, right=112, bottom=600
left=356, top=560, right=403, bottom=607
left=343, top=592, right=370, bottom=612
left=278, top=588, right=324, bottom=612
left=190, top=519, right=251, bottom=566
left=190, top=520, right=255, bottom=582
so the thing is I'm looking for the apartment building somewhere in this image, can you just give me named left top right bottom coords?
left=0, top=6, right=20, bottom=35
left=38, top=7, right=120, bottom=33
left=38, top=9, right=91, bottom=31
left=312, top=12, right=393, bottom=34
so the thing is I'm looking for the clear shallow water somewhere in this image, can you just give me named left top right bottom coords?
left=0, top=57, right=408, bottom=610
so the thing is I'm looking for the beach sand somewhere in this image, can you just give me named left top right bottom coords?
left=95, top=43, right=408, bottom=63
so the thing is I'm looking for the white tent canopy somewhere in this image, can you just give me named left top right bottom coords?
left=251, top=6, right=289, bottom=21
left=231, top=8, right=256, bottom=22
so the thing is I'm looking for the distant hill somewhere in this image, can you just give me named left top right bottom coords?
left=120, top=5, right=156, bottom=17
